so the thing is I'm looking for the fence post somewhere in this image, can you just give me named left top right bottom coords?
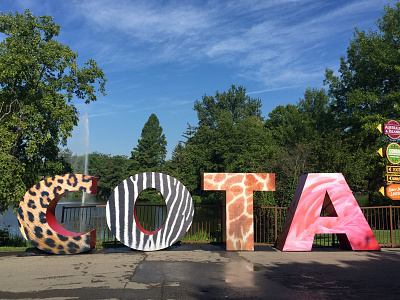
left=61, top=206, right=65, bottom=224
left=274, top=207, right=278, bottom=242
left=390, top=205, right=394, bottom=248
left=222, top=202, right=226, bottom=244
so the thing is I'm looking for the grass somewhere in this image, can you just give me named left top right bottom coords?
left=0, top=246, right=30, bottom=252
left=0, top=229, right=35, bottom=251
left=355, top=194, right=369, bottom=207
left=181, top=228, right=218, bottom=243
left=372, top=229, right=400, bottom=245
left=312, top=230, right=400, bottom=247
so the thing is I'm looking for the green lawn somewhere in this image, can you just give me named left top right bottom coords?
left=0, top=246, right=30, bottom=252
left=312, top=230, right=400, bottom=247
left=372, top=229, right=400, bottom=245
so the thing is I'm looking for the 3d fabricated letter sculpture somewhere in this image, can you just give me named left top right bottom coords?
left=18, top=172, right=382, bottom=254
left=202, top=173, right=275, bottom=251
left=276, top=173, right=381, bottom=251
left=18, top=174, right=97, bottom=254
left=106, top=172, right=194, bottom=251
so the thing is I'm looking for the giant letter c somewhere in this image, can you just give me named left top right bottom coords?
left=18, top=174, right=97, bottom=254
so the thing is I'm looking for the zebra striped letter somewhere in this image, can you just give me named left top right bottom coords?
left=106, top=172, right=194, bottom=251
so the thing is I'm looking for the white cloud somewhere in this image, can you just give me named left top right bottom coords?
left=65, top=0, right=394, bottom=90
left=76, top=0, right=215, bottom=41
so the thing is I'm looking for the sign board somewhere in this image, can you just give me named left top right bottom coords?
left=387, top=166, right=400, bottom=173
left=384, top=120, right=400, bottom=140
left=386, top=143, right=400, bottom=165
left=386, top=184, right=400, bottom=200
left=386, top=175, right=400, bottom=183
left=18, top=172, right=380, bottom=254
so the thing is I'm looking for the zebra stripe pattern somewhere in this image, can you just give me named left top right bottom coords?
left=106, top=172, right=194, bottom=251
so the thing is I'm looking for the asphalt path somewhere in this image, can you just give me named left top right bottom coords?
left=0, top=244, right=399, bottom=299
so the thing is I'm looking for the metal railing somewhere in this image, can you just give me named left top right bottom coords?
left=61, top=205, right=113, bottom=243
left=60, top=204, right=400, bottom=248
left=60, top=204, right=223, bottom=244
left=253, top=206, right=288, bottom=245
left=362, top=206, right=400, bottom=247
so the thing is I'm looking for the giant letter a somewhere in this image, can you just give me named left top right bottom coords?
left=276, top=173, right=380, bottom=251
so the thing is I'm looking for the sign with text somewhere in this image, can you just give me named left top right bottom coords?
left=387, top=166, right=400, bottom=173
left=384, top=120, right=400, bottom=140
left=386, top=184, right=400, bottom=200
left=387, top=143, right=400, bottom=165
left=386, top=175, right=400, bottom=183
left=18, top=172, right=380, bottom=254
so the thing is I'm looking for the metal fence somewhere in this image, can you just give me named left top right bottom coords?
left=60, top=204, right=400, bottom=248
left=61, top=205, right=113, bottom=242
left=60, top=204, right=223, bottom=244
left=253, top=206, right=288, bottom=245
left=362, top=206, right=400, bottom=247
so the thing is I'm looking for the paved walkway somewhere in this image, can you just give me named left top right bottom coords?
left=0, top=244, right=399, bottom=299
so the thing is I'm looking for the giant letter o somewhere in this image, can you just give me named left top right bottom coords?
left=106, top=172, right=194, bottom=251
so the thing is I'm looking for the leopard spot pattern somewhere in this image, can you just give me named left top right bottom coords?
left=18, top=174, right=96, bottom=255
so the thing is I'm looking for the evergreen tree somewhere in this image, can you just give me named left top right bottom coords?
left=129, top=114, right=167, bottom=174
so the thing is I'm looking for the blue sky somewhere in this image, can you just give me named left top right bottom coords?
left=0, top=0, right=397, bottom=158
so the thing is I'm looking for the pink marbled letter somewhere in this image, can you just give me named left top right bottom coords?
left=276, top=173, right=380, bottom=251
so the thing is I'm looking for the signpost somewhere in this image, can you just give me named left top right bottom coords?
left=377, top=119, right=400, bottom=140
left=377, top=120, right=400, bottom=200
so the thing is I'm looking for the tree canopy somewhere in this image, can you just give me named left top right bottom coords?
left=194, top=85, right=263, bottom=129
left=129, top=114, right=167, bottom=174
left=3, top=3, right=399, bottom=211
left=53, top=2, right=400, bottom=207
left=0, top=10, right=106, bottom=212
left=166, top=85, right=279, bottom=205
left=324, top=2, right=400, bottom=202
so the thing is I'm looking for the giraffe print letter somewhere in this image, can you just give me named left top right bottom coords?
left=276, top=173, right=380, bottom=251
left=202, top=173, right=275, bottom=251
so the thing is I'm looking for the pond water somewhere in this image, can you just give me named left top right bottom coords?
left=0, top=199, right=106, bottom=237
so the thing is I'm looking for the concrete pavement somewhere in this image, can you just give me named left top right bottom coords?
left=0, top=244, right=399, bottom=299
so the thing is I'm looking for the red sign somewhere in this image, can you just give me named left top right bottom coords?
left=384, top=120, right=400, bottom=140
left=386, top=184, right=400, bottom=200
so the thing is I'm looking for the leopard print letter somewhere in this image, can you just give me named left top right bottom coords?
left=17, top=174, right=97, bottom=254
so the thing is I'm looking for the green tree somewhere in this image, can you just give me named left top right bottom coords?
left=194, top=85, right=263, bottom=129
left=265, top=88, right=369, bottom=205
left=129, top=114, right=167, bottom=174
left=265, top=88, right=333, bottom=205
left=0, top=10, right=106, bottom=212
left=58, top=148, right=77, bottom=167
left=324, top=3, right=400, bottom=202
left=266, top=88, right=334, bottom=146
left=171, top=86, right=278, bottom=205
left=88, top=152, right=128, bottom=200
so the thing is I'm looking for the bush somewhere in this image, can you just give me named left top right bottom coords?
left=0, top=229, right=29, bottom=247
left=0, top=229, right=10, bottom=246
